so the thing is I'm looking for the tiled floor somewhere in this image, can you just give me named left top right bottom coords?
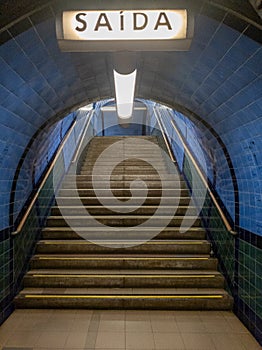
left=0, top=309, right=260, bottom=350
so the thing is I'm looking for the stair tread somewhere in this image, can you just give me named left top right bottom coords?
left=19, top=287, right=230, bottom=296
left=51, top=206, right=194, bottom=209
left=27, top=269, right=221, bottom=275
left=32, top=254, right=213, bottom=259
left=48, top=215, right=199, bottom=219
left=42, top=227, right=205, bottom=232
left=38, top=240, right=209, bottom=244
left=55, top=196, right=190, bottom=199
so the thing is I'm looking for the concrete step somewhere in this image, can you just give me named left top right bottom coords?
left=58, top=188, right=190, bottom=197
left=81, top=164, right=168, bottom=169
left=41, top=227, right=206, bottom=240
left=46, top=215, right=201, bottom=228
left=23, top=269, right=225, bottom=288
left=81, top=159, right=166, bottom=164
left=36, top=240, right=211, bottom=255
left=62, top=180, right=188, bottom=189
left=79, top=170, right=172, bottom=175
left=15, top=135, right=232, bottom=312
left=15, top=288, right=233, bottom=310
left=64, top=174, right=183, bottom=181
left=55, top=196, right=191, bottom=206
left=30, top=254, right=218, bottom=270
left=50, top=205, right=196, bottom=217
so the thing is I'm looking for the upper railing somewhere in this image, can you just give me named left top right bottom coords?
left=12, top=109, right=95, bottom=236
left=154, top=106, right=236, bottom=236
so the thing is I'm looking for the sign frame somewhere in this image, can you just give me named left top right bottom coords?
left=56, top=8, right=194, bottom=52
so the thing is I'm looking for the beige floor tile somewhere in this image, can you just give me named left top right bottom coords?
left=0, top=329, right=13, bottom=346
left=149, top=310, right=175, bottom=321
left=153, top=332, right=185, bottom=349
left=199, top=311, right=224, bottom=320
left=64, top=331, right=88, bottom=348
left=99, top=310, right=126, bottom=320
left=202, top=319, right=231, bottom=333
left=70, top=318, right=92, bottom=332
left=181, top=332, right=216, bottom=349
left=36, top=331, right=68, bottom=348
left=177, top=320, right=207, bottom=333
left=126, top=320, right=153, bottom=333
left=85, top=331, right=99, bottom=349
left=126, top=331, right=155, bottom=349
left=151, top=320, right=179, bottom=333
left=51, top=310, right=77, bottom=321
left=173, top=310, right=203, bottom=319
left=126, top=310, right=151, bottom=321
left=238, top=333, right=262, bottom=350
left=75, top=309, right=94, bottom=319
left=95, top=331, right=125, bottom=349
left=24, top=309, right=54, bottom=318
left=4, top=330, right=41, bottom=348
left=0, top=315, right=23, bottom=332
left=224, top=317, right=250, bottom=333
left=211, top=333, right=246, bottom=350
left=33, top=348, right=69, bottom=350
left=99, top=319, right=125, bottom=332
left=41, top=318, right=73, bottom=331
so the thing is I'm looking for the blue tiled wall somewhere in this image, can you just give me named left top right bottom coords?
left=0, top=108, right=91, bottom=326
left=155, top=104, right=262, bottom=345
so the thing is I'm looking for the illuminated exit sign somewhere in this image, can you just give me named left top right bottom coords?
left=56, top=9, right=194, bottom=51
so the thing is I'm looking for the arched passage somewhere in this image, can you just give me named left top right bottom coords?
left=0, top=0, right=261, bottom=343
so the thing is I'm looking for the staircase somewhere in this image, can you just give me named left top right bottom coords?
left=15, top=136, right=233, bottom=310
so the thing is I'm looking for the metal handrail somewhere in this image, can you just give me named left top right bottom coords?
left=72, top=109, right=95, bottom=163
left=12, top=119, right=78, bottom=236
left=153, top=108, right=176, bottom=163
left=165, top=112, right=236, bottom=236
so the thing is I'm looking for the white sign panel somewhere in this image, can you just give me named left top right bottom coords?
left=63, top=10, right=187, bottom=41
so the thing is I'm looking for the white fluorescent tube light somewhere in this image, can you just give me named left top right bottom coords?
left=113, top=69, right=137, bottom=119
left=79, top=104, right=93, bottom=111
